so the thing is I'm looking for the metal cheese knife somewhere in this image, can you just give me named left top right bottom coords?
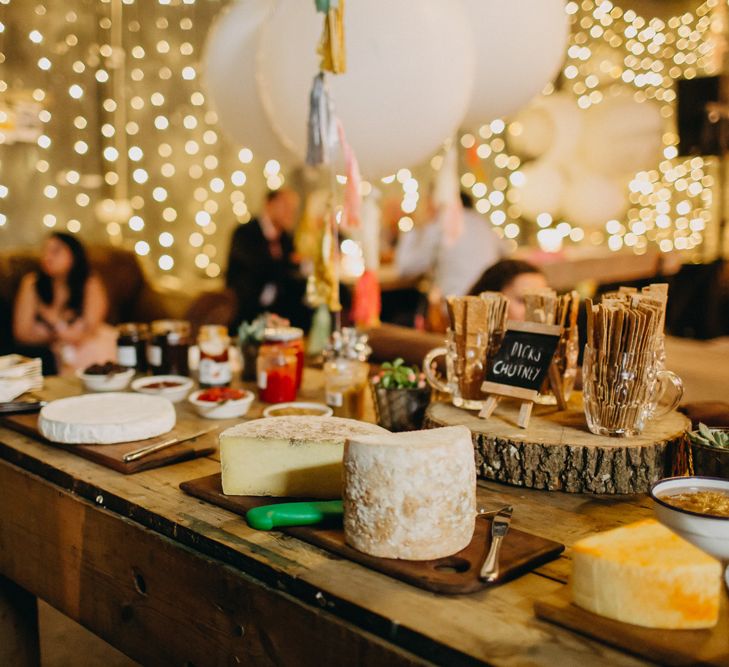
left=0, top=400, right=46, bottom=414
left=479, top=505, right=513, bottom=582
left=122, top=427, right=216, bottom=463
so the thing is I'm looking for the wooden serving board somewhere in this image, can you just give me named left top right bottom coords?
left=534, top=588, right=729, bottom=667
left=1, top=411, right=217, bottom=474
left=180, top=472, right=565, bottom=595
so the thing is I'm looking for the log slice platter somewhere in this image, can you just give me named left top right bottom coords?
left=424, top=394, right=689, bottom=494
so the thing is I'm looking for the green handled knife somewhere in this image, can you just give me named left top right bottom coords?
left=246, top=500, right=343, bottom=531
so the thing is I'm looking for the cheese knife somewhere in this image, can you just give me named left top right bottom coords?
left=479, top=505, right=513, bottom=582
left=246, top=500, right=344, bottom=531
left=122, top=427, right=217, bottom=463
left=246, top=502, right=511, bottom=532
left=0, top=400, right=46, bottom=414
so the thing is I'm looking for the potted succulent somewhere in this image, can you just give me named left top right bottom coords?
left=688, top=424, right=729, bottom=479
left=370, top=358, right=431, bottom=432
left=237, top=315, right=266, bottom=382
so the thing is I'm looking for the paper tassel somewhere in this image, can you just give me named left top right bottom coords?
left=306, top=73, right=337, bottom=167
left=336, top=118, right=361, bottom=228
left=352, top=270, right=381, bottom=328
left=306, top=205, right=341, bottom=312
left=317, top=0, right=346, bottom=74
left=434, top=143, right=464, bottom=245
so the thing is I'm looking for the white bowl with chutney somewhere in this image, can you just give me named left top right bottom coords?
left=651, top=476, right=729, bottom=588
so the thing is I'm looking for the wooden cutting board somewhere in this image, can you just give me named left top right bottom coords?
left=535, top=589, right=729, bottom=667
left=180, top=473, right=565, bottom=595
left=1, top=411, right=217, bottom=474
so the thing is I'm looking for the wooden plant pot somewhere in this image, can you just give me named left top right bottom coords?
left=371, top=384, right=431, bottom=432
left=691, top=429, right=729, bottom=479
left=240, top=342, right=260, bottom=382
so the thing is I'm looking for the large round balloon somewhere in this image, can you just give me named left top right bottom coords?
left=561, top=173, right=628, bottom=228
left=202, top=0, right=293, bottom=163
left=579, top=94, right=663, bottom=177
left=256, top=0, right=475, bottom=179
left=516, top=161, right=565, bottom=222
left=508, top=93, right=583, bottom=164
left=461, top=0, right=569, bottom=129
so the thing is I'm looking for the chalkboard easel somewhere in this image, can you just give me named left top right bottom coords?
left=478, top=321, right=563, bottom=429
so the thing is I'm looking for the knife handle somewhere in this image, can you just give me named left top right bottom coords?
left=480, top=533, right=504, bottom=582
left=246, top=500, right=343, bottom=531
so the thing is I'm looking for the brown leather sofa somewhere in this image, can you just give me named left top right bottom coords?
left=0, top=244, right=237, bottom=354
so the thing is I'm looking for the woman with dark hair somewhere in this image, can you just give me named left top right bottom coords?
left=468, top=259, right=548, bottom=321
left=13, top=232, right=115, bottom=374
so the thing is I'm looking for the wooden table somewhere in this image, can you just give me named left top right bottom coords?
left=0, top=373, right=686, bottom=666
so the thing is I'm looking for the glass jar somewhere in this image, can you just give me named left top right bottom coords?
left=116, top=322, right=148, bottom=373
left=257, top=345, right=298, bottom=403
left=198, top=324, right=231, bottom=388
left=148, top=320, right=191, bottom=376
left=263, top=327, right=305, bottom=389
left=324, top=357, right=369, bottom=420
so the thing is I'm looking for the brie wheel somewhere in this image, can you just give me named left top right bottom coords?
left=39, top=392, right=176, bottom=445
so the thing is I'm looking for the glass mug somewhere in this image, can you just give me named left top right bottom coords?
left=582, top=346, right=683, bottom=437
left=423, top=329, right=494, bottom=410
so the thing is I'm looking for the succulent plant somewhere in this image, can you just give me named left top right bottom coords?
left=372, top=358, right=426, bottom=390
left=237, top=314, right=267, bottom=344
left=689, top=423, right=729, bottom=450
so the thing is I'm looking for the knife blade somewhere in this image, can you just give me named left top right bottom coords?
left=122, top=427, right=217, bottom=463
left=479, top=505, right=513, bottom=582
left=0, top=400, right=46, bottom=415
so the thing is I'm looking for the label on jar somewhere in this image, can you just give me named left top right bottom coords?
left=326, top=391, right=343, bottom=407
left=199, top=358, right=231, bottom=386
left=118, top=345, right=137, bottom=368
left=147, top=345, right=162, bottom=368
left=258, top=371, right=268, bottom=389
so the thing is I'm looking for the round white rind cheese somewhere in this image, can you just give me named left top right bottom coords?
left=343, top=425, right=477, bottom=561
left=39, top=392, right=176, bottom=444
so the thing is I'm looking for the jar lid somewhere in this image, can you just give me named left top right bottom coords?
left=198, top=324, right=229, bottom=339
left=151, top=319, right=191, bottom=335
left=117, top=322, right=149, bottom=334
left=264, top=326, right=304, bottom=342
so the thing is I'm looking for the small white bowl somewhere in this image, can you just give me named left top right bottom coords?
left=651, top=476, right=729, bottom=588
left=76, top=367, right=134, bottom=392
left=131, top=375, right=193, bottom=403
left=188, top=389, right=254, bottom=419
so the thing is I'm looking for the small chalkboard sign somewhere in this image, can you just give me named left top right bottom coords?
left=480, top=321, right=563, bottom=428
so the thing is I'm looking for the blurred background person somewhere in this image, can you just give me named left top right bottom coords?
left=395, top=190, right=507, bottom=330
left=13, top=232, right=115, bottom=375
left=468, top=258, right=548, bottom=321
left=226, top=188, right=311, bottom=331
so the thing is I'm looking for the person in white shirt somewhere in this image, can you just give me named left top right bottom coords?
left=395, top=190, right=507, bottom=300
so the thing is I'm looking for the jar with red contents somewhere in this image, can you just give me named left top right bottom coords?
left=198, top=324, right=231, bottom=388
left=262, top=327, right=305, bottom=389
left=257, top=345, right=297, bottom=403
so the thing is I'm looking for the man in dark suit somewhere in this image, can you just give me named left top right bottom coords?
left=226, top=188, right=310, bottom=331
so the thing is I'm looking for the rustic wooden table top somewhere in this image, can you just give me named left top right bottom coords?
left=0, top=372, right=689, bottom=666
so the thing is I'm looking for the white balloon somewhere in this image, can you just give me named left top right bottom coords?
left=202, top=0, right=293, bottom=163
left=580, top=95, right=663, bottom=177
left=516, top=161, right=565, bottom=222
left=256, top=0, right=475, bottom=179
left=461, top=0, right=569, bottom=129
left=561, top=173, right=628, bottom=228
left=508, top=93, right=583, bottom=164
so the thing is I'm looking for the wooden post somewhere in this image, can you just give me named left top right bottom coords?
left=0, top=575, right=40, bottom=667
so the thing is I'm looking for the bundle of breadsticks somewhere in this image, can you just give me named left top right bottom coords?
left=446, top=292, right=508, bottom=400
left=524, top=288, right=580, bottom=400
left=585, top=284, right=668, bottom=429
